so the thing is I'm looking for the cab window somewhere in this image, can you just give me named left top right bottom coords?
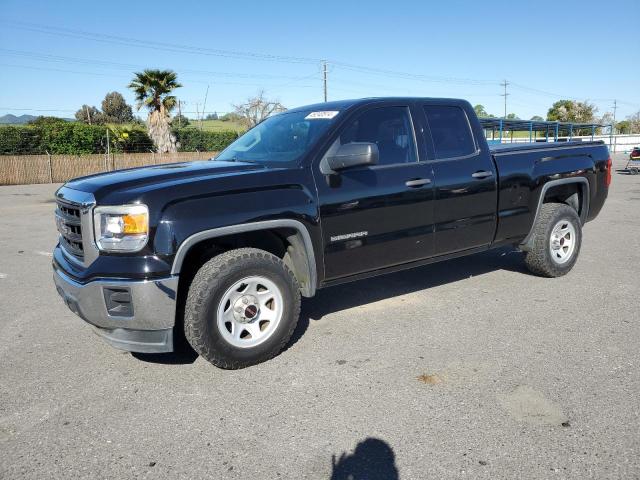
left=423, top=105, right=476, bottom=159
left=340, top=106, right=417, bottom=165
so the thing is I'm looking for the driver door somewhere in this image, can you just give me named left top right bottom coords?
left=315, top=104, right=436, bottom=280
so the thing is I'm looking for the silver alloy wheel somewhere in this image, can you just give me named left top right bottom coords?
left=216, top=276, right=283, bottom=348
left=549, top=219, right=576, bottom=264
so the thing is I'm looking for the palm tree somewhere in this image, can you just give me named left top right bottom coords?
left=128, top=69, right=182, bottom=153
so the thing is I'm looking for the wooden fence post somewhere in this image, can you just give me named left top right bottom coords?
left=46, top=150, right=53, bottom=183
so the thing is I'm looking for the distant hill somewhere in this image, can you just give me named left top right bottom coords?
left=0, top=114, right=74, bottom=124
left=0, top=114, right=39, bottom=124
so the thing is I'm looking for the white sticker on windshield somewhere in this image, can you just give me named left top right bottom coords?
left=305, top=111, right=339, bottom=120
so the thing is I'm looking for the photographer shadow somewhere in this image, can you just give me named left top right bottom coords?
left=330, top=437, right=399, bottom=480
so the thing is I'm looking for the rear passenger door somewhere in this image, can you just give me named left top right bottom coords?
left=316, top=104, right=435, bottom=280
left=422, top=104, right=497, bottom=256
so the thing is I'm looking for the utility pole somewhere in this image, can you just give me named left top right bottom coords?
left=500, top=80, right=509, bottom=118
left=322, top=61, right=328, bottom=102
left=177, top=99, right=182, bottom=127
left=201, top=85, right=209, bottom=131
left=612, top=99, right=617, bottom=134
left=85, top=105, right=92, bottom=125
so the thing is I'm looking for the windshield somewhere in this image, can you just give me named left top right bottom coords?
left=215, top=109, right=339, bottom=165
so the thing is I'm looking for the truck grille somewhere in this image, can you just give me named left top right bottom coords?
left=56, top=200, right=84, bottom=261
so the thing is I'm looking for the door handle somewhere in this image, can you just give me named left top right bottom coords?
left=405, top=178, right=432, bottom=188
left=471, top=170, right=493, bottom=179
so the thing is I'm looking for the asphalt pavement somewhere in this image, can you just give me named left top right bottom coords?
left=0, top=153, right=638, bottom=479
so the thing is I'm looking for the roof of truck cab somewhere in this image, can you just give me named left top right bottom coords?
left=285, top=97, right=468, bottom=113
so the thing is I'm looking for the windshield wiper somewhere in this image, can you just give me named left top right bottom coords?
left=219, top=156, right=258, bottom=164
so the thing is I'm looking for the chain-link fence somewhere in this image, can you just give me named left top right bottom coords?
left=0, top=151, right=218, bottom=185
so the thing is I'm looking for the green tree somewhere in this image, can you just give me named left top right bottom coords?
left=474, top=104, right=492, bottom=118
left=530, top=115, right=544, bottom=122
left=172, top=114, right=190, bottom=127
left=220, top=112, right=243, bottom=122
left=27, top=116, right=68, bottom=126
left=547, top=100, right=597, bottom=123
left=128, top=69, right=182, bottom=153
left=101, top=92, right=134, bottom=124
left=205, top=113, right=219, bottom=120
left=627, top=111, right=640, bottom=134
left=75, top=105, right=103, bottom=125
left=616, top=120, right=631, bottom=134
left=506, top=113, right=520, bottom=120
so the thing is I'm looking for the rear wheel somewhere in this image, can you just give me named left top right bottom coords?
left=525, top=203, right=582, bottom=277
left=184, top=248, right=301, bottom=369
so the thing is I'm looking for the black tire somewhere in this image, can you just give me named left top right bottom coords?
left=525, top=203, right=582, bottom=278
left=184, top=248, right=301, bottom=369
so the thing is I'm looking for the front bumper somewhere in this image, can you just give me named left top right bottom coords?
left=53, top=263, right=178, bottom=353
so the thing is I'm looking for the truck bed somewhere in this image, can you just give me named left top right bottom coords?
left=489, top=140, right=605, bottom=155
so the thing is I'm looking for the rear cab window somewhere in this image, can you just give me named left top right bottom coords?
left=423, top=105, right=477, bottom=159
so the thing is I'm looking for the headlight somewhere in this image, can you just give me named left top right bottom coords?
left=93, top=205, right=149, bottom=252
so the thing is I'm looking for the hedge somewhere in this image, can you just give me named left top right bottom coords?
left=0, top=123, right=114, bottom=155
left=173, top=128, right=239, bottom=152
left=0, top=123, right=240, bottom=155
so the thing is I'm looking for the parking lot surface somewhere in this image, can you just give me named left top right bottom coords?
left=0, top=153, right=638, bottom=479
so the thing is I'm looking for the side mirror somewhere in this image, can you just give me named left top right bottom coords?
left=326, top=142, right=379, bottom=171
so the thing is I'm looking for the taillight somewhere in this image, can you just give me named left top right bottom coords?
left=605, top=157, right=612, bottom=187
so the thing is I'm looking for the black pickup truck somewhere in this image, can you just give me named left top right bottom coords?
left=53, top=98, right=612, bottom=368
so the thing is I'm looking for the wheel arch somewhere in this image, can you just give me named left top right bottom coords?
left=520, top=177, right=589, bottom=251
left=171, top=219, right=317, bottom=298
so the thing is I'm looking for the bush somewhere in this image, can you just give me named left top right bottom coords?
left=39, top=122, right=106, bottom=154
left=172, top=114, right=190, bottom=127
left=220, top=112, right=243, bottom=122
left=0, top=123, right=156, bottom=155
left=108, top=126, right=154, bottom=153
left=0, top=123, right=106, bottom=154
left=173, top=128, right=239, bottom=152
left=0, top=122, right=237, bottom=155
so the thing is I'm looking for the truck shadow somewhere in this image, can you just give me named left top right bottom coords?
left=288, top=246, right=526, bottom=348
left=131, top=348, right=198, bottom=365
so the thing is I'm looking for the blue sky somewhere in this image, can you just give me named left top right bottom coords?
left=0, top=0, right=638, bottom=120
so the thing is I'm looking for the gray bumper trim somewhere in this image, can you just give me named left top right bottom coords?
left=93, top=327, right=173, bottom=353
left=53, top=265, right=178, bottom=353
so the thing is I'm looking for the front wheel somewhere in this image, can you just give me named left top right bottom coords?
left=184, top=248, right=301, bottom=369
left=525, top=203, right=582, bottom=277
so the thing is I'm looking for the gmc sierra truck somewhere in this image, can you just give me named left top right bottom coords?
left=53, top=98, right=612, bottom=368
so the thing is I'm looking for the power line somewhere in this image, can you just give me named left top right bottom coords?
left=1, top=20, right=322, bottom=65
left=0, top=20, right=500, bottom=87
left=0, top=63, right=320, bottom=90
left=0, top=48, right=321, bottom=81
left=1, top=20, right=638, bottom=115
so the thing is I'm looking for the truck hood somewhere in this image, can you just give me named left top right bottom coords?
left=64, top=160, right=266, bottom=200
